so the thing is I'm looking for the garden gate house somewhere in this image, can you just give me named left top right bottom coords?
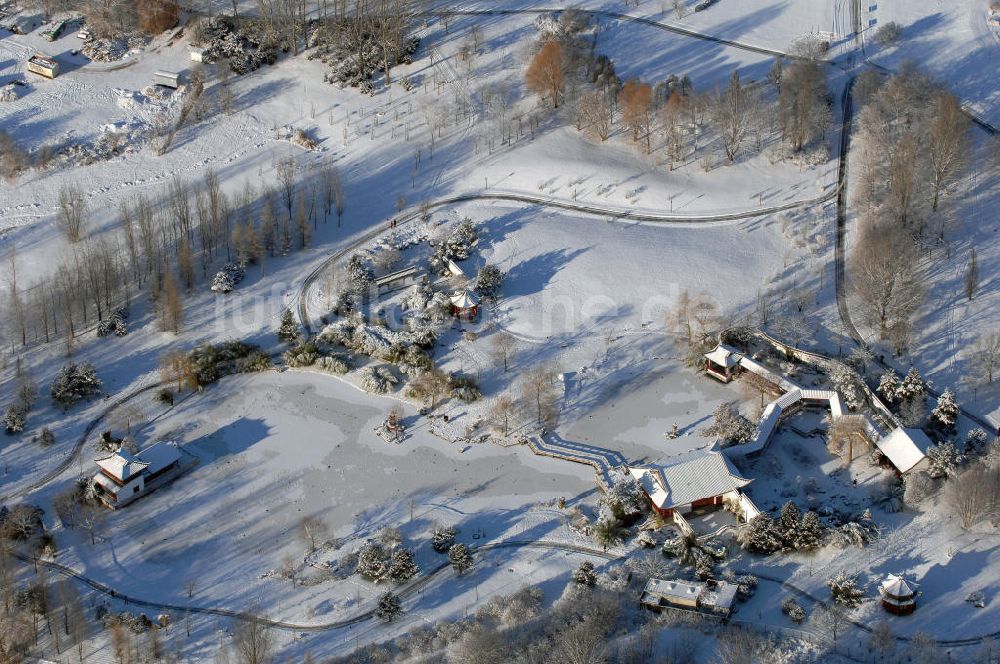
left=93, top=441, right=182, bottom=509
left=703, top=344, right=742, bottom=382
left=627, top=451, right=755, bottom=522
left=449, top=289, right=480, bottom=321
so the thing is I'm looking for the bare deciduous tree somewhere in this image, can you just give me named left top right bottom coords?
left=57, top=184, right=87, bottom=243
left=849, top=224, right=924, bottom=340
left=232, top=608, right=273, bottom=664
left=711, top=71, right=757, bottom=163
left=490, top=331, right=518, bottom=372
left=926, top=91, right=970, bottom=212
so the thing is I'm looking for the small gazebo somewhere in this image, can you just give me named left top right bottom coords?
left=449, top=289, right=480, bottom=321
left=703, top=344, right=742, bottom=383
left=879, top=573, right=919, bottom=615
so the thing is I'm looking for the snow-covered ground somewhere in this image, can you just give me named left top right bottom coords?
left=1, top=1, right=999, bottom=661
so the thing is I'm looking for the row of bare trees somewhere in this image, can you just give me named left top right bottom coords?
left=3, top=161, right=347, bottom=350
left=849, top=67, right=972, bottom=355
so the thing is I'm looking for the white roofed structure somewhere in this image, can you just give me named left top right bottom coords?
left=449, top=289, right=479, bottom=308
left=628, top=452, right=752, bottom=519
left=875, top=428, right=933, bottom=474
left=880, top=573, right=919, bottom=615
left=95, top=449, right=148, bottom=483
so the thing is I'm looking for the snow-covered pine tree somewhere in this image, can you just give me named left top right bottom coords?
left=930, top=388, right=959, bottom=432
left=876, top=369, right=900, bottom=404
left=50, top=362, right=102, bottom=409
left=448, top=543, right=474, bottom=575
left=926, top=441, right=963, bottom=479
left=796, top=511, right=825, bottom=551
left=738, top=514, right=782, bottom=554
left=474, top=264, right=503, bottom=300
left=387, top=548, right=419, bottom=583
left=355, top=542, right=390, bottom=582
left=374, top=592, right=402, bottom=622
left=781, top=596, right=807, bottom=623
left=572, top=561, right=597, bottom=586
left=431, top=525, right=456, bottom=553
left=277, top=308, right=301, bottom=344
left=776, top=501, right=802, bottom=550
left=694, top=551, right=715, bottom=581
left=830, top=362, right=865, bottom=411
left=3, top=403, right=26, bottom=434
left=897, top=366, right=925, bottom=402
left=703, top=401, right=755, bottom=446
left=346, top=254, right=374, bottom=293
left=38, top=427, right=55, bottom=447
left=827, top=571, right=864, bottom=607
left=602, top=471, right=647, bottom=522
left=965, top=427, right=989, bottom=454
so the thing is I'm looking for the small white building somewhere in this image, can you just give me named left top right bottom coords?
left=703, top=344, right=743, bottom=382
left=875, top=427, right=934, bottom=474
left=880, top=573, right=919, bottom=615
left=93, top=441, right=183, bottom=509
left=189, top=46, right=207, bottom=62
left=153, top=71, right=180, bottom=89
left=641, top=578, right=739, bottom=616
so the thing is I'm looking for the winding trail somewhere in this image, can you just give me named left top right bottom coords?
left=11, top=540, right=619, bottom=633
left=296, top=188, right=837, bottom=334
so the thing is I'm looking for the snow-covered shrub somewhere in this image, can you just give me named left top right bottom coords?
left=703, top=401, right=755, bottom=447
left=448, top=543, right=474, bottom=575
left=235, top=351, right=272, bottom=374
left=966, top=428, right=990, bottom=454
left=196, top=17, right=278, bottom=74
left=96, top=307, right=128, bottom=337
left=601, top=471, right=647, bottom=522
left=781, top=596, right=807, bottom=623
left=347, top=254, right=374, bottom=293
left=449, top=373, right=481, bottom=403
left=927, top=441, right=963, bottom=479
left=735, top=574, right=758, bottom=600
left=0, top=84, right=18, bottom=103
left=290, top=128, right=318, bottom=151
left=474, top=264, right=503, bottom=300
left=828, top=571, right=864, bottom=607
left=316, top=355, right=349, bottom=374
left=82, top=33, right=150, bottom=62
left=3, top=403, right=27, bottom=434
left=429, top=218, right=478, bottom=273
left=874, top=21, right=902, bottom=45
left=903, top=470, right=935, bottom=506
left=50, top=362, right=102, bottom=409
left=833, top=511, right=879, bottom=548
left=38, top=427, right=55, bottom=447
left=188, top=340, right=263, bottom=385
left=431, top=525, right=456, bottom=553
left=284, top=340, right=321, bottom=368
left=211, top=262, right=245, bottom=293
left=380, top=343, right=433, bottom=377
left=738, top=514, right=782, bottom=554
left=101, top=611, right=150, bottom=634
left=477, top=586, right=543, bottom=627
left=572, top=561, right=597, bottom=586
left=830, top=362, right=865, bottom=411
left=359, top=366, right=399, bottom=394
left=930, top=388, right=959, bottom=432
left=402, top=281, right=434, bottom=311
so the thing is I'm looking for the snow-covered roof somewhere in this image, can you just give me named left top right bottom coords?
left=629, top=452, right=751, bottom=510
left=704, top=344, right=741, bottom=368
left=374, top=265, right=422, bottom=286
left=446, top=259, right=466, bottom=278
left=95, top=448, right=148, bottom=482
left=644, top=578, right=705, bottom=602
left=880, top=574, right=919, bottom=600
left=139, top=441, right=181, bottom=475
left=701, top=582, right=739, bottom=612
left=875, top=428, right=933, bottom=474
left=93, top=472, right=120, bottom=493
left=449, top=289, right=479, bottom=308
